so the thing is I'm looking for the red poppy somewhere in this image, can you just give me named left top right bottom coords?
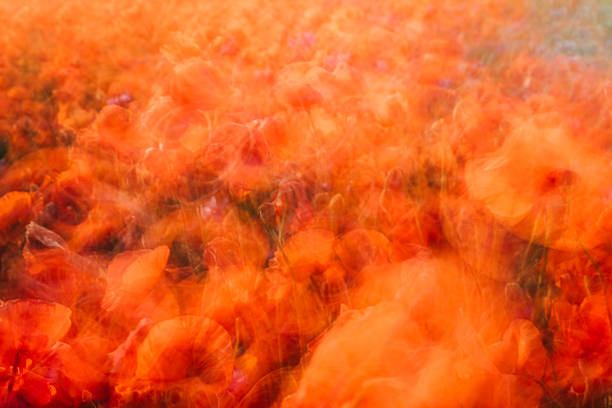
left=0, top=299, right=72, bottom=407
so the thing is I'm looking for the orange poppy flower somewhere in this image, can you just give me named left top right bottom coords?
left=168, top=58, right=232, bottom=110
left=23, top=222, right=104, bottom=307
left=465, top=117, right=612, bottom=250
left=333, top=228, right=391, bottom=274
left=204, top=122, right=274, bottom=196
left=274, top=229, right=335, bottom=282
left=41, top=342, right=108, bottom=405
left=0, top=299, right=71, bottom=360
left=283, top=257, right=543, bottom=408
left=102, top=245, right=170, bottom=313
left=126, top=316, right=234, bottom=401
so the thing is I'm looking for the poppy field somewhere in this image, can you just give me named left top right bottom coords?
left=0, top=0, right=611, bottom=406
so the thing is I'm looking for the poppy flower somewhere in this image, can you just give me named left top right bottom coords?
left=3, top=0, right=611, bottom=406
left=200, top=265, right=261, bottom=341
left=245, top=269, right=335, bottom=375
left=465, top=117, right=612, bottom=250
left=112, top=315, right=234, bottom=406
left=487, top=319, right=547, bottom=378
left=22, top=222, right=103, bottom=307
left=333, top=228, right=391, bottom=274
left=0, top=299, right=72, bottom=407
left=40, top=342, right=109, bottom=405
left=274, top=229, right=335, bottom=281
left=350, top=260, right=416, bottom=309
left=131, top=281, right=181, bottom=325
left=274, top=63, right=325, bottom=110
left=204, top=122, right=274, bottom=196
left=168, top=58, right=232, bottom=110
left=102, top=245, right=170, bottom=313
left=80, top=102, right=165, bottom=164
left=0, top=299, right=71, bottom=360
left=378, top=190, right=441, bottom=259
left=283, top=257, right=543, bottom=408
left=545, top=294, right=612, bottom=402
left=135, top=315, right=233, bottom=384
left=450, top=82, right=509, bottom=158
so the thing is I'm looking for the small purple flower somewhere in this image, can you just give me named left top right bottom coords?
left=106, top=92, right=133, bottom=107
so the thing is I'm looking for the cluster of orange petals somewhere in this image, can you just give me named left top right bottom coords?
left=0, top=0, right=611, bottom=406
